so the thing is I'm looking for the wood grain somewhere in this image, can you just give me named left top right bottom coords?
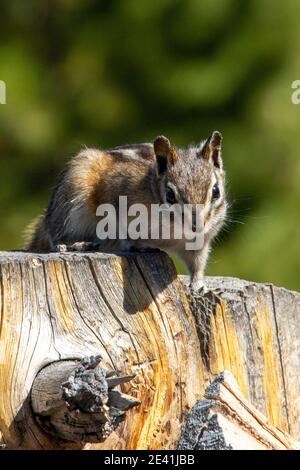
left=178, top=371, right=300, bottom=450
left=184, top=276, right=300, bottom=439
left=0, top=251, right=203, bottom=450
left=0, top=252, right=299, bottom=449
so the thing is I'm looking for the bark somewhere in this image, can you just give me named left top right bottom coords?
left=178, top=371, right=300, bottom=450
left=0, top=251, right=299, bottom=449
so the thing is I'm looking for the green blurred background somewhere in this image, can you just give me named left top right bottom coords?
left=0, top=0, right=299, bottom=290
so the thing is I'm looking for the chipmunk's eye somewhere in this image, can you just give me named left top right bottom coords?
left=166, top=187, right=177, bottom=205
left=212, top=183, right=220, bottom=200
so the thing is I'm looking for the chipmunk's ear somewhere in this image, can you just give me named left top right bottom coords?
left=154, top=136, right=178, bottom=174
left=201, top=131, right=223, bottom=168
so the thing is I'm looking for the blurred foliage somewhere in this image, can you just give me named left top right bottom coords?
left=0, top=0, right=300, bottom=290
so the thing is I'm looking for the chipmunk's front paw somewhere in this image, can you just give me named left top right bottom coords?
left=54, top=244, right=68, bottom=253
left=53, top=242, right=95, bottom=253
left=190, top=279, right=208, bottom=294
left=68, top=241, right=95, bottom=252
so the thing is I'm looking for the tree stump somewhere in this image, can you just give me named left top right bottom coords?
left=0, top=251, right=299, bottom=449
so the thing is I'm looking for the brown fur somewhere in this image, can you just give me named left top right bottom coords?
left=25, top=133, right=227, bottom=289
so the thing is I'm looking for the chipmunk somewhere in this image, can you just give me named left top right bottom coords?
left=25, top=131, right=227, bottom=289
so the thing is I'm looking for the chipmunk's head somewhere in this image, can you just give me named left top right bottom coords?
left=153, top=131, right=227, bottom=241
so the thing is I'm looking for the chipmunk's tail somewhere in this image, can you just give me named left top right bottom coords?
left=23, top=212, right=50, bottom=252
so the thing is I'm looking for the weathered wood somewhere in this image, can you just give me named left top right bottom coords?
left=183, top=276, right=300, bottom=440
left=178, top=371, right=300, bottom=450
left=0, top=251, right=299, bottom=450
left=31, top=355, right=140, bottom=442
left=0, top=251, right=202, bottom=450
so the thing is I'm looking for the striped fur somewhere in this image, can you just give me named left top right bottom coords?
left=25, top=134, right=227, bottom=288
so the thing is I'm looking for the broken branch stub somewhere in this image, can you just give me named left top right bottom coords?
left=30, top=355, right=140, bottom=442
left=178, top=371, right=300, bottom=450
